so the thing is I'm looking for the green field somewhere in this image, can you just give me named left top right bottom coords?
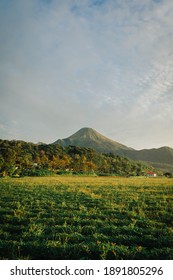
left=0, top=176, right=173, bottom=260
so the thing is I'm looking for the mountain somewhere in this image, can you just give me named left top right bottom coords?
left=53, top=127, right=173, bottom=172
left=53, top=127, right=133, bottom=155
left=125, top=146, right=173, bottom=164
left=124, top=147, right=173, bottom=172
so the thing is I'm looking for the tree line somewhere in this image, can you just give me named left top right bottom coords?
left=0, top=139, right=156, bottom=177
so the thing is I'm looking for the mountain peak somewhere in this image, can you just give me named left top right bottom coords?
left=78, top=127, right=94, bottom=131
left=53, top=127, right=133, bottom=154
left=69, top=127, right=105, bottom=141
left=72, top=127, right=97, bottom=135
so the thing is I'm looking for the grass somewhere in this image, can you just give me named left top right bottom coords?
left=0, top=176, right=173, bottom=260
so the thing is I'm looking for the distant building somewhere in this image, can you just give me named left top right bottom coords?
left=147, top=171, right=157, bottom=177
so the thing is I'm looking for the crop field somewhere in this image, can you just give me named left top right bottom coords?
left=0, top=176, right=173, bottom=260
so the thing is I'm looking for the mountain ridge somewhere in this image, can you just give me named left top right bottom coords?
left=53, top=127, right=173, bottom=172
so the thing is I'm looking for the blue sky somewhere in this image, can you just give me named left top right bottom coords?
left=0, top=0, right=173, bottom=149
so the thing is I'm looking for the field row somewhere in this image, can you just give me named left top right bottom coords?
left=0, top=177, right=173, bottom=259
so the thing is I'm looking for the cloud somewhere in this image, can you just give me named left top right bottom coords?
left=0, top=0, right=173, bottom=148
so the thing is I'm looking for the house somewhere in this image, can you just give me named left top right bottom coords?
left=147, top=171, right=157, bottom=177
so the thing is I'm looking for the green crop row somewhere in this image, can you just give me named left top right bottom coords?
left=0, top=177, right=173, bottom=259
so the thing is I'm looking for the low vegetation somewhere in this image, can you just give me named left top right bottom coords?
left=0, top=176, right=173, bottom=260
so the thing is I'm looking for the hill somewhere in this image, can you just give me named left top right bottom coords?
left=53, top=127, right=133, bottom=155
left=124, top=147, right=173, bottom=173
left=53, top=128, right=173, bottom=172
left=0, top=139, right=153, bottom=177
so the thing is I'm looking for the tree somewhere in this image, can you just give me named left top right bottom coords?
left=40, top=150, right=49, bottom=168
left=1, top=147, right=16, bottom=176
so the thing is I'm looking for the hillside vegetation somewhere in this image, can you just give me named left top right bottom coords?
left=0, top=139, right=155, bottom=177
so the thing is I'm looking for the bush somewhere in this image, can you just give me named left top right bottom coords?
left=164, top=172, right=172, bottom=178
left=25, top=168, right=54, bottom=177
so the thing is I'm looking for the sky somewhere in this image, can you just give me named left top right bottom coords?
left=0, top=0, right=173, bottom=150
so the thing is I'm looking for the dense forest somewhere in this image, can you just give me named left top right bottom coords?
left=0, top=139, right=157, bottom=177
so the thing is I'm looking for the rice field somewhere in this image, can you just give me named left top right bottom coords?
left=0, top=176, right=173, bottom=260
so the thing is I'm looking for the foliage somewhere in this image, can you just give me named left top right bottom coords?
left=164, top=172, right=173, bottom=178
left=0, top=176, right=173, bottom=260
left=0, top=139, right=156, bottom=177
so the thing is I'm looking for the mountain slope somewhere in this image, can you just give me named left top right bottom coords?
left=53, top=127, right=173, bottom=172
left=125, top=147, right=173, bottom=164
left=53, top=127, right=133, bottom=155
